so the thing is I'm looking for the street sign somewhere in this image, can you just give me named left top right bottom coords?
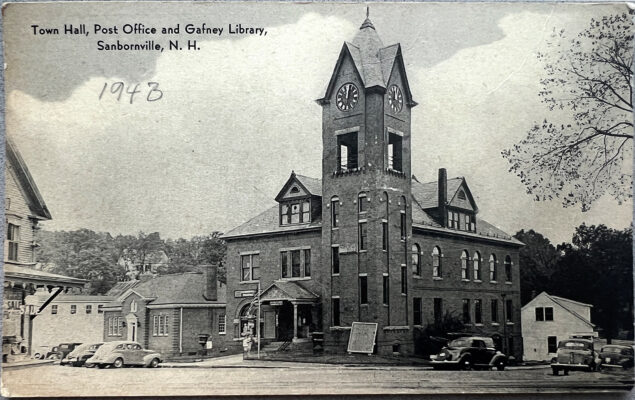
left=234, top=290, right=256, bottom=298
left=347, top=322, right=378, bottom=354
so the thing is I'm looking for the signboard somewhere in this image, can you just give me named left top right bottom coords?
left=339, top=244, right=358, bottom=254
left=234, top=290, right=256, bottom=298
left=269, top=301, right=283, bottom=306
left=347, top=322, right=378, bottom=354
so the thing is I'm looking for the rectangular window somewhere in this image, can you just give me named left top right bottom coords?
left=338, top=132, right=358, bottom=171
left=218, top=314, right=226, bottom=334
left=535, top=307, right=544, bottom=321
left=86, top=305, right=92, bottom=314
left=70, top=305, right=77, bottom=314
left=400, top=213, right=407, bottom=240
left=491, top=299, right=499, bottom=323
left=332, top=298, right=341, bottom=326
left=241, top=254, right=259, bottom=281
left=506, top=299, right=513, bottom=322
left=153, top=316, right=159, bottom=336
left=382, top=221, right=388, bottom=251
left=401, top=266, right=407, bottom=294
left=382, top=276, right=389, bottom=305
left=6, top=223, right=19, bottom=261
left=388, top=132, right=403, bottom=172
left=358, top=222, right=367, bottom=251
left=547, top=336, right=558, bottom=353
left=108, top=318, right=113, bottom=336
left=51, top=305, right=58, bottom=315
left=413, top=298, right=422, bottom=325
left=331, top=199, right=339, bottom=228
left=434, top=298, right=443, bottom=324
left=302, top=200, right=311, bottom=222
left=474, top=299, right=482, bottom=324
left=98, top=304, right=104, bottom=314
left=332, top=247, right=340, bottom=274
left=291, top=250, right=301, bottom=278
left=464, top=214, right=471, bottom=231
left=291, top=203, right=300, bottom=224
left=448, top=211, right=459, bottom=229
left=359, top=276, right=368, bottom=305
left=358, top=195, right=367, bottom=213
left=304, top=249, right=311, bottom=277
left=462, top=299, right=471, bottom=323
left=545, top=307, right=553, bottom=321
left=505, top=262, right=512, bottom=282
left=281, top=252, right=288, bottom=278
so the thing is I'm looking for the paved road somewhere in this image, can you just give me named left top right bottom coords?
left=2, top=363, right=632, bottom=396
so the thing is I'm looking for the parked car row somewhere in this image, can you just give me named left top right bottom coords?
left=551, top=339, right=633, bottom=375
left=35, top=341, right=163, bottom=368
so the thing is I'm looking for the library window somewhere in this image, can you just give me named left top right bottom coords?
left=489, top=254, right=497, bottom=281
left=382, top=276, right=389, bottom=305
left=504, top=255, right=512, bottom=282
left=280, top=249, right=311, bottom=279
left=359, top=276, right=368, bottom=305
left=241, top=253, right=259, bottom=281
left=506, top=299, right=513, bottom=322
left=401, top=266, right=407, bottom=294
left=218, top=314, right=226, bottom=334
left=358, top=192, right=367, bottom=213
left=474, top=299, right=482, bottom=324
left=413, top=297, right=422, bottom=325
left=491, top=299, right=499, bottom=323
left=462, top=299, right=471, bottom=323
left=280, top=200, right=311, bottom=225
left=332, top=247, right=340, bottom=274
left=432, top=246, right=442, bottom=278
left=358, top=222, right=368, bottom=251
left=411, top=244, right=421, bottom=276
left=473, top=251, right=482, bottom=281
left=332, top=298, right=341, bottom=326
left=461, top=250, right=469, bottom=280
left=331, top=197, right=339, bottom=228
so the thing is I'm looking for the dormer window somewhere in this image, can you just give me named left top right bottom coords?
left=280, top=199, right=311, bottom=225
left=447, top=209, right=476, bottom=232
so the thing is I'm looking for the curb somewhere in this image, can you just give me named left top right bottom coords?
left=2, top=359, right=55, bottom=370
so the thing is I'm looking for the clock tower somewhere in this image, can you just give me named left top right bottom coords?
left=317, top=14, right=418, bottom=353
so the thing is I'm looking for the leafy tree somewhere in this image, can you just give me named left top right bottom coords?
left=161, top=232, right=227, bottom=282
left=503, top=11, right=633, bottom=211
left=514, top=229, right=561, bottom=305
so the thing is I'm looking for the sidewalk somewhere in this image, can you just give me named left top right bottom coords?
left=1, top=359, right=54, bottom=371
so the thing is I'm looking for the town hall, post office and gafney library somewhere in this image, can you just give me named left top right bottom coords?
left=223, top=14, right=524, bottom=358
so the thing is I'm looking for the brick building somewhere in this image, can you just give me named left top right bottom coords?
left=224, top=16, right=523, bottom=357
left=101, top=265, right=227, bottom=358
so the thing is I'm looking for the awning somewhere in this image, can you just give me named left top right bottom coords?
left=4, top=264, right=86, bottom=290
left=259, top=280, right=319, bottom=303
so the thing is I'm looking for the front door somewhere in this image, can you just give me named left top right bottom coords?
left=264, top=311, right=276, bottom=339
left=126, top=314, right=138, bottom=342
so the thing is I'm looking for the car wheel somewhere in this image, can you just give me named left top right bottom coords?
left=496, top=360, right=505, bottom=371
left=552, top=367, right=559, bottom=376
left=85, top=363, right=95, bottom=368
left=461, top=357, right=473, bottom=371
left=112, top=358, right=124, bottom=369
left=33, top=352, right=42, bottom=359
left=149, top=358, right=160, bottom=368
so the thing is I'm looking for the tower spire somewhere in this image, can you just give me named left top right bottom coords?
left=360, top=7, right=375, bottom=30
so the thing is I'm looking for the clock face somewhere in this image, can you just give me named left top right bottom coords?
left=388, top=85, right=404, bottom=113
left=336, top=83, right=359, bottom=111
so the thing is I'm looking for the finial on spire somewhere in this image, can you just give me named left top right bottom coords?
left=360, top=7, right=375, bottom=30
left=366, top=6, right=369, bottom=18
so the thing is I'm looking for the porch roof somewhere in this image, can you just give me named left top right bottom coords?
left=4, top=264, right=87, bottom=289
left=260, top=280, right=319, bottom=303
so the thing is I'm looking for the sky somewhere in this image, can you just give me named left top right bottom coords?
left=4, top=2, right=633, bottom=245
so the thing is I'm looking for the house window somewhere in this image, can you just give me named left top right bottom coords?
left=473, top=252, right=481, bottom=281
left=388, top=132, right=403, bottom=172
left=359, top=276, right=368, bottom=305
left=280, top=200, right=311, bottom=225
left=448, top=211, right=459, bottom=229
left=241, top=253, right=259, bottom=281
left=382, top=221, right=388, bottom=251
left=474, top=299, right=482, bottom=324
left=358, top=193, right=367, bottom=213
left=281, top=249, right=311, bottom=279
left=547, top=336, right=558, bottom=353
left=331, top=246, right=340, bottom=275
left=489, top=254, right=497, bottom=281
left=411, top=244, right=421, bottom=276
left=535, top=307, right=544, bottom=321
left=6, top=223, right=19, bottom=261
left=400, top=213, right=407, bottom=240
left=506, top=299, right=513, bottom=322
left=281, top=252, right=288, bottom=278
left=304, top=249, right=311, bottom=277
left=461, top=250, right=469, bottom=280
left=331, top=197, right=339, bottom=228
left=70, top=305, right=77, bottom=314
left=465, top=214, right=475, bottom=232
left=332, top=298, right=341, bottom=326
left=432, top=246, right=442, bottom=278
left=504, top=255, right=512, bottom=282
left=491, top=299, right=499, bottom=323
left=338, top=131, right=358, bottom=171
left=545, top=307, right=553, bottom=321
left=413, top=298, right=422, bottom=325
left=433, top=298, right=443, bottom=324
left=86, top=305, right=92, bottom=314
left=462, top=299, right=471, bottom=323
left=109, top=317, right=123, bottom=336
left=218, top=314, right=226, bottom=334
left=400, top=266, right=407, bottom=294
left=154, top=314, right=169, bottom=336
left=382, top=275, right=389, bottom=305
left=51, top=305, right=58, bottom=315
left=358, top=222, right=368, bottom=251
left=291, top=250, right=301, bottom=277
left=98, top=304, right=104, bottom=314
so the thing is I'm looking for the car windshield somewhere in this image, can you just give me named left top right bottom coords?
left=89, top=343, right=103, bottom=351
left=59, top=344, right=71, bottom=350
left=559, top=340, right=591, bottom=350
left=601, top=346, right=622, bottom=354
left=448, top=338, right=471, bottom=347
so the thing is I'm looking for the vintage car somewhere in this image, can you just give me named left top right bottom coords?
left=60, top=343, right=103, bottom=367
left=45, top=343, right=83, bottom=360
left=86, top=341, right=162, bottom=368
left=598, top=345, right=634, bottom=370
left=430, top=336, right=507, bottom=370
left=551, top=338, right=598, bottom=375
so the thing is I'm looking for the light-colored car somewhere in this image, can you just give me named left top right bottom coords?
left=86, top=341, right=162, bottom=369
left=551, top=338, right=598, bottom=375
left=61, top=343, right=103, bottom=367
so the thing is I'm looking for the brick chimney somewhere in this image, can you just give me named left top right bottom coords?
left=438, top=168, right=448, bottom=227
left=202, top=263, right=218, bottom=301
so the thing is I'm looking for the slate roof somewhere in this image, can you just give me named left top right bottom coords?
left=224, top=204, right=322, bottom=239
left=296, top=174, right=322, bottom=197
left=411, top=178, right=463, bottom=209
left=129, top=272, right=226, bottom=305
left=261, top=280, right=320, bottom=302
left=33, top=294, right=114, bottom=303
left=6, top=136, right=52, bottom=220
left=106, top=280, right=140, bottom=297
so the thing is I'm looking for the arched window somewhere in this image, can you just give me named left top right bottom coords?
left=489, top=254, right=497, bottom=282
left=239, top=304, right=254, bottom=337
left=473, top=251, right=482, bottom=281
left=358, top=192, right=367, bottom=213
left=432, top=246, right=442, bottom=278
left=504, top=255, right=512, bottom=282
left=461, top=250, right=469, bottom=280
left=412, top=244, right=421, bottom=276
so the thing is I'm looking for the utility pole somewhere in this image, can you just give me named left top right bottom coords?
left=257, top=280, right=261, bottom=359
